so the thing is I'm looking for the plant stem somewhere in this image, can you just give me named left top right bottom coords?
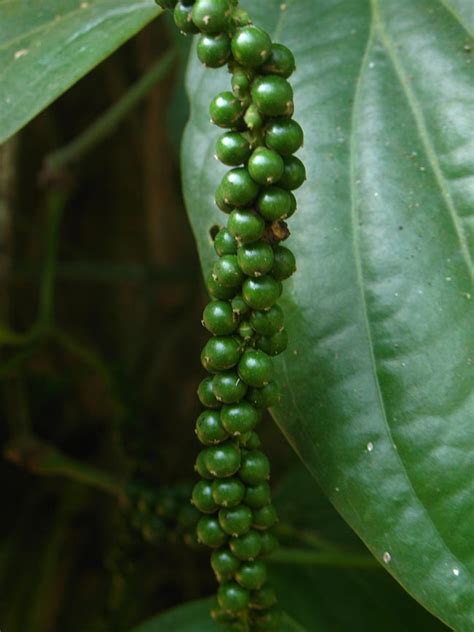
left=4, top=436, right=126, bottom=501
left=44, top=49, right=176, bottom=174
left=268, top=547, right=380, bottom=570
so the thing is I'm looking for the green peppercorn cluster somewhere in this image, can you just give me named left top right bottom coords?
left=156, top=1, right=305, bottom=629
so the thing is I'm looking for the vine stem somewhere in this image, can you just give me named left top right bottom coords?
left=43, top=49, right=176, bottom=175
left=268, top=547, right=380, bottom=570
left=4, top=435, right=126, bottom=501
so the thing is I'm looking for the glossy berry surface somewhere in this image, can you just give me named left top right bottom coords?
left=229, top=529, right=262, bottom=561
left=198, top=376, right=221, bottom=408
left=213, top=255, right=244, bottom=288
left=249, top=304, right=284, bottom=335
left=231, top=26, right=272, bottom=68
left=265, top=118, right=304, bottom=155
left=210, top=92, right=245, bottom=128
left=251, top=76, right=294, bottom=117
left=212, top=370, right=248, bottom=403
left=244, top=481, right=271, bottom=509
left=247, top=382, right=281, bottom=409
left=260, top=43, right=296, bottom=78
left=279, top=155, right=307, bottom=190
left=217, top=581, right=250, bottom=612
left=195, top=449, right=213, bottom=480
left=228, top=209, right=265, bottom=244
left=257, top=328, right=288, bottom=356
left=192, top=480, right=218, bottom=514
left=197, top=515, right=228, bottom=549
left=174, top=1, right=200, bottom=34
left=257, top=186, right=293, bottom=221
left=220, top=168, right=260, bottom=207
left=201, top=336, right=241, bottom=372
left=203, top=300, right=238, bottom=335
left=272, top=245, right=297, bottom=280
left=216, top=132, right=252, bottom=166
left=239, top=450, right=270, bottom=485
left=214, top=228, right=238, bottom=256
left=238, top=349, right=273, bottom=387
left=237, top=241, right=274, bottom=277
left=196, top=410, right=228, bottom=446
left=207, top=271, right=236, bottom=300
left=231, top=294, right=250, bottom=316
left=212, top=477, right=246, bottom=507
left=252, top=504, right=278, bottom=530
left=219, top=504, right=253, bottom=536
left=248, top=147, right=284, bottom=185
left=211, top=548, right=240, bottom=581
left=242, top=276, right=281, bottom=310
left=197, top=33, right=231, bottom=67
left=221, top=401, right=260, bottom=435
left=235, top=560, right=267, bottom=590
left=205, top=441, right=241, bottom=478
left=192, top=0, right=230, bottom=34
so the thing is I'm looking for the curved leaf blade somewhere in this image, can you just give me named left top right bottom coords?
left=182, top=0, right=474, bottom=629
left=0, top=0, right=160, bottom=143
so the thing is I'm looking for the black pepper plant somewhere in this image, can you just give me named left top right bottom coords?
left=157, top=0, right=305, bottom=629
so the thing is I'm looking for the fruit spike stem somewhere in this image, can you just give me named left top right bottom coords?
left=159, top=1, right=306, bottom=629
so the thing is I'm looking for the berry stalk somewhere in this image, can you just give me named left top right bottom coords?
left=157, top=1, right=305, bottom=629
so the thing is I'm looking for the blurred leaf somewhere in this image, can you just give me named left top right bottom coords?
left=0, top=0, right=160, bottom=142
left=182, top=0, right=474, bottom=629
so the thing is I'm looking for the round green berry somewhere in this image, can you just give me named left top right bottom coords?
left=210, top=92, right=245, bottom=128
left=195, top=410, right=228, bottom=445
left=250, top=304, right=284, bottom=335
left=212, top=477, right=246, bottom=507
left=272, top=245, right=296, bottom=280
left=219, top=504, right=253, bottom=536
left=212, top=370, right=248, bottom=403
left=195, top=448, right=213, bottom=479
left=216, top=132, right=251, bottom=166
left=231, top=26, right=272, bottom=68
left=203, top=300, right=238, bottom=335
left=259, top=530, right=279, bottom=556
left=250, top=585, right=278, bottom=610
left=260, top=43, right=296, bottom=78
left=251, top=76, right=293, bottom=117
left=248, top=147, right=284, bottom=186
left=238, top=349, right=273, bottom=387
left=244, top=482, right=271, bottom=508
left=215, top=183, right=233, bottom=214
left=201, top=336, right=241, bottom=372
left=211, top=548, right=240, bottom=582
left=192, top=480, right=218, bottom=513
left=243, top=431, right=261, bottom=450
left=265, top=118, right=304, bottom=155
left=192, top=0, right=230, bottom=34
left=205, top=441, right=241, bottom=478
left=279, top=155, right=307, bottom=190
left=231, top=294, right=250, bottom=316
left=214, top=228, right=238, bottom=256
left=252, top=504, right=278, bottom=530
left=232, top=67, right=253, bottom=97
left=238, top=321, right=254, bottom=340
left=198, top=376, right=220, bottom=408
left=244, top=104, right=264, bottom=131
left=213, top=255, right=244, bottom=288
left=257, top=328, right=288, bottom=356
left=229, top=529, right=262, bottom=560
left=236, top=560, right=267, bottom=590
left=247, top=382, right=281, bottom=409
left=207, top=272, right=236, bottom=300
left=240, top=450, right=270, bottom=485
left=228, top=209, right=265, bottom=244
left=257, top=186, right=292, bottom=221
left=217, top=581, right=250, bottom=612
left=221, top=401, right=260, bottom=435
left=197, top=33, right=231, bottom=67
left=197, top=515, right=228, bottom=548
left=242, top=276, right=280, bottom=310
left=220, top=168, right=260, bottom=208
left=174, top=1, right=200, bottom=34
left=237, top=242, right=274, bottom=277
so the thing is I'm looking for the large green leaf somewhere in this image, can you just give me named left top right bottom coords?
left=0, top=0, right=160, bottom=143
left=181, top=0, right=474, bottom=629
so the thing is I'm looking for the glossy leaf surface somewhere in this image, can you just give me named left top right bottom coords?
left=182, top=1, right=474, bottom=628
left=0, top=0, right=160, bottom=143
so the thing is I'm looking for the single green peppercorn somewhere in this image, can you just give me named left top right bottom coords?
left=248, top=147, right=284, bottom=186
left=217, top=581, right=250, bottom=612
left=174, top=1, right=200, bottom=34
left=238, top=321, right=254, bottom=340
left=219, top=504, right=253, bottom=536
left=257, top=328, right=288, bottom=356
left=257, top=186, right=292, bottom=221
left=220, top=168, right=260, bottom=208
left=231, top=294, right=251, bottom=316
left=195, top=448, right=213, bottom=479
left=221, top=401, right=260, bottom=435
left=252, top=76, right=294, bottom=117
left=205, top=441, right=241, bottom=478
left=210, top=92, right=245, bottom=128
left=238, top=349, right=273, bottom=387
left=250, top=304, right=284, bottom=335
left=236, top=560, right=267, bottom=590
left=231, top=26, right=272, bottom=68
left=201, top=336, right=242, bottom=373
left=260, top=43, right=296, bottom=78
left=249, top=585, right=278, bottom=610
left=195, top=409, right=228, bottom=445
left=203, top=300, right=238, bottom=335
left=228, top=209, right=265, bottom=244
left=272, top=245, right=297, bottom=280
left=243, top=430, right=261, bottom=450
left=211, top=548, right=241, bottom=582
left=229, top=529, right=262, bottom=560
left=247, top=382, right=281, bottom=409
left=215, top=183, right=234, bottom=214
left=232, top=67, right=252, bottom=97
left=244, top=481, right=271, bottom=508
left=197, top=33, right=231, bottom=67
left=287, top=191, right=297, bottom=218
left=252, top=504, right=278, bottom=530
left=192, top=480, right=219, bottom=513
left=198, top=376, right=221, bottom=408
left=207, top=271, right=236, bottom=300
left=259, top=530, right=279, bottom=556
left=265, top=118, right=304, bottom=155
left=242, top=276, right=281, bottom=310
left=240, top=450, right=270, bottom=485
left=212, top=477, right=246, bottom=507
left=213, top=255, right=245, bottom=288
left=237, top=241, right=274, bottom=277
left=244, top=103, right=264, bottom=131
left=192, top=0, right=230, bottom=34
left=214, top=228, right=238, bottom=256
left=197, top=515, right=228, bottom=548
left=216, top=132, right=251, bottom=166
left=212, top=370, right=248, bottom=403
left=279, top=155, right=307, bottom=190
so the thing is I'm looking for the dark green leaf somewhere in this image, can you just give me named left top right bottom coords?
left=182, top=1, right=474, bottom=629
left=0, top=0, right=160, bottom=143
